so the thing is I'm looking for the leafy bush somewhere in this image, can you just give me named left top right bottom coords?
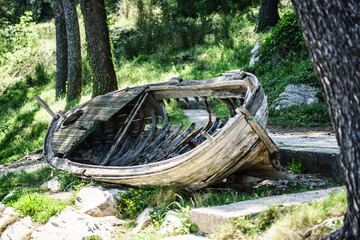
left=260, top=11, right=306, bottom=62
left=268, top=103, right=331, bottom=127
left=26, top=62, right=51, bottom=87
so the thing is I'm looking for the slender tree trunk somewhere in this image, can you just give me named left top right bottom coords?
left=62, top=0, right=82, bottom=102
left=53, top=0, right=67, bottom=98
left=256, top=0, right=280, bottom=32
left=291, top=1, right=360, bottom=239
left=79, top=0, right=118, bottom=98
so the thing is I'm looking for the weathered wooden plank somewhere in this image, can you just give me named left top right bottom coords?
left=100, top=92, right=149, bottom=166
left=237, top=107, right=278, bottom=154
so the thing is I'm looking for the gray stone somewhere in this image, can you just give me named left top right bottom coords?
left=161, top=235, right=210, bottom=240
left=249, top=40, right=261, bottom=67
left=106, top=188, right=126, bottom=201
left=0, top=204, right=5, bottom=212
left=274, top=84, right=319, bottom=111
left=46, top=192, right=74, bottom=200
left=0, top=207, right=21, bottom=233
left=132, top=207, right=153, bottom=234
left=41, top=176, right=61, bottom=192
left=159, top=211, right=183, bottom=235
left=190, top=187, right=344, bottom=234
left=30, top=206, right=123, bottom=240
left=1, top=216, right=35, bottom=240
left=75, top=186, right=118, bottom=217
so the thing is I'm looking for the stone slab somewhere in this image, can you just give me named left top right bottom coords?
left=190, top=187, right=344, bottom=234
left=278, top=147, right=342, bottom=180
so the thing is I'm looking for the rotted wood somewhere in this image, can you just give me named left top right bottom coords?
left=201, top=97, right=212, bottom=128
left=237, top=107, right=278, bottom=154
left=99, top=92, right=149, bottom=166
left=148, top=123, right=185, bottom=162
left=156, top=123, right=196, bottom=160
left=217, top=98, right=236, bottom=117
left=34, top=95, right=59, bottom=119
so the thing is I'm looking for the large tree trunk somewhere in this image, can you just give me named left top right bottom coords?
left=79, top=0, right=118, bottom=98
left=62, top=0, right=82, bottom=102
left=53, top=0, right=67, bottom=99
left=255, top=0, right=280, bottom=32
left=291, top=1, right=360, bottom=239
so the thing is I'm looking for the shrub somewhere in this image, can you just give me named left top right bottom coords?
left=26, top=62, right=51, bottom=87
left=260, top=11, right=306, bottom=62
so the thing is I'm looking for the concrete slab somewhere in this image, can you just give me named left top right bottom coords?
left=279, top=147, right=341, bottom=180
left=190, top=186, right=344, bottom=234
left=269, top=132, right=338, bottom=148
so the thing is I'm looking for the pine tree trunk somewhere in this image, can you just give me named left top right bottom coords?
left=291, top=1, right=360, bottom=239
left=79, top=0, right=118, bottom=98
left=256, top=0, right=280, bottom=32
left=62, top=0, right=82, bottom=102
left=53, top=0, right=67, bottom=99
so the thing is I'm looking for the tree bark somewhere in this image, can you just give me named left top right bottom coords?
left=62, top=0, right=82, bottom=102
left=53, top=0, right=68, bottom=98
left=291, top=1, right=360, bottom=239
left=256, top=0, right=280, bottom=32
left=79, top=0, right=118, bottom=98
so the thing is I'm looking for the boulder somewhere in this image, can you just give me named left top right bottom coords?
left=1, top=216, right=35, bottom=240
left=249, top=40, right=261, bottom=67
left=132, top=207, right=153, bottom=234
left=41, top=176, right=61, bottom=192
left=159, top=211, right=183, bottom=235
left=30, top=206, right=123, bottom=240
left=274, top=84, right=319, bottom=111
left=75, top=186, right=118, bottom=217
left=0, top=207, right=21, bottom=233
left=160, top=235, right=210, bottom=240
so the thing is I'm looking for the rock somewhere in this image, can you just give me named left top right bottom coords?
left=106, top=189, right=127, bottom=201
left=1, top=216, right=35, bottom=240
left=46, top=192, right=74, bottom=200
left=75, top=186, right=118, bottom=217
left=0, top=204, right=5, bottom=212
left=160, top=235, right=210, bottom=240
left=274, top=84, right=319, bottom=111
left=0, top=207, right=21, bottom=233
left=249, top=40, right=261, bottom=67
left=41, top=176, right=61, bottom=192
left=30, top=206, right=123, bottom=240
left=132, top=207, right=153, bottom=234
left=159, top=211, right=183, bottom=235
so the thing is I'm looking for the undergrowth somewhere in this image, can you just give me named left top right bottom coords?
left=212, top=189, right=347, bottom=239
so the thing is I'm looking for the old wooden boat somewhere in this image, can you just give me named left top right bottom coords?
left=41, top=70, right=285, bottom=189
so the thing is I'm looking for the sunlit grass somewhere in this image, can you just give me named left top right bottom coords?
left=211, top=189, right=347, bottom=240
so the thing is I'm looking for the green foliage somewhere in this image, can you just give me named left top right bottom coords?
left=26, top=62, right=52, bottom=87
left=260, top=11, right=306, bottom=62
left=118, top=186, right=182, bottom=219
left=268, top=103, right=331, bottom=127
left=212, top=189, right=347, bottom=239
left=287, top=160, right=302, bottom=174
left=0, top=167, right=53, bottom=201
left=165, top=100, right=191, bottom=128
left=11, top=193, right=70, bottom=223
left=56, top=171, right=89, bottom=192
